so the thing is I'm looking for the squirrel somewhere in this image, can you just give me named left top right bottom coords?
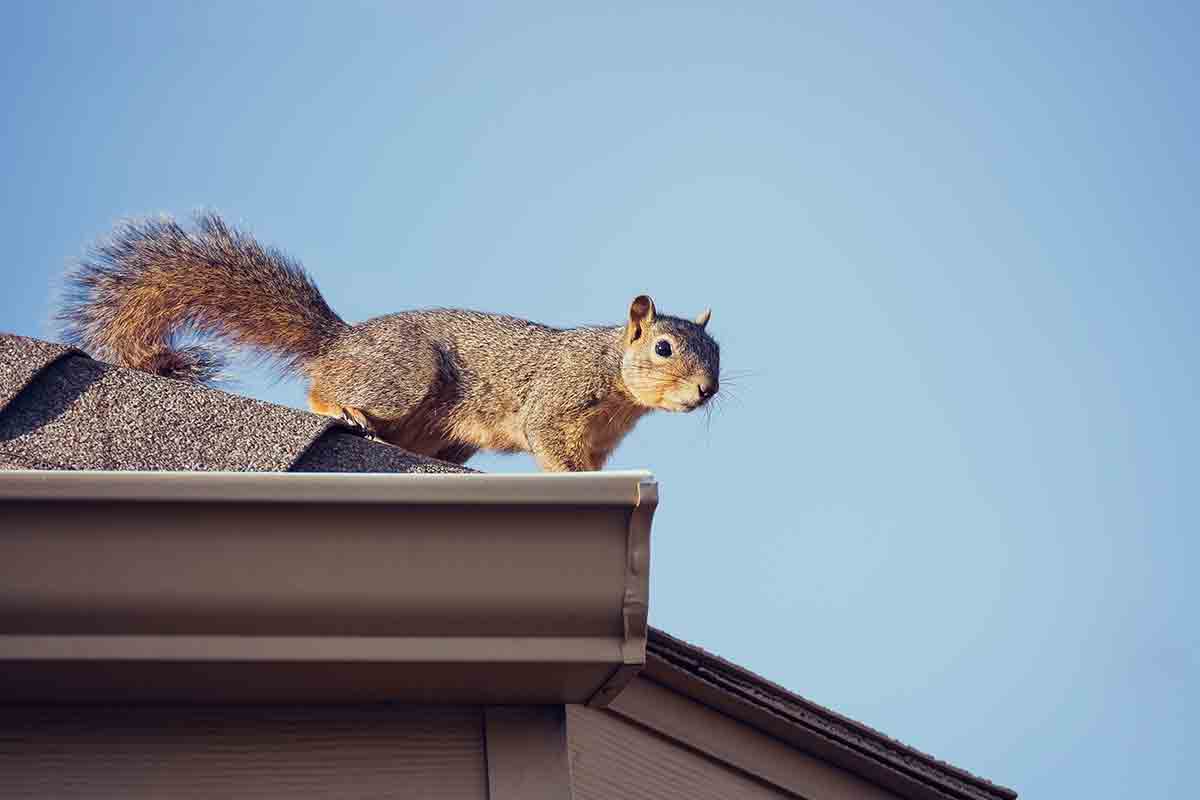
left=58, top=212, right=720, bottom=471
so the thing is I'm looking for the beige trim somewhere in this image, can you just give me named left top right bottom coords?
left=567, top=703, right=792, bottom=800
left=607, top=677, right=901, bottom=799
left=0, top=636, right=636, bottom=663
left=0, top=470, right=657, bottom=706
left=485, top=707, right=574, bottom=800
left=643, top=653, right=987, bottom=800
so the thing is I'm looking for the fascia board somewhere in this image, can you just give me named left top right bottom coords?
left=642, top=653, right=1016, bottom=800
left=0, top=470, right=657, bottom=706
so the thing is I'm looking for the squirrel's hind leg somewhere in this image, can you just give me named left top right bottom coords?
left=307, top=388, right=342, bottom=419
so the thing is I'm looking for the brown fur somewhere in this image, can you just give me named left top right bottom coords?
left=60, top=213, right=721, bottom=471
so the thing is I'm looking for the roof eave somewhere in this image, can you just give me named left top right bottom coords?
left=0, top=470, right=656, bottom=707
left=643, top=629, right=1018, bottom=800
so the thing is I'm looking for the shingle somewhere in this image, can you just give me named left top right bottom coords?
left=0, top=336, right=77, bottom=412
left=0, top=334, right=470, bottom=474
left=293, top=430, right=472, bottom=473
left=0, top=454, right=41, bottom=470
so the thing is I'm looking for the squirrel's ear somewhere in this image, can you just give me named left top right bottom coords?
left=627, top=295, right=656, bottom=343
left=695, top=308, right=711, bottom=328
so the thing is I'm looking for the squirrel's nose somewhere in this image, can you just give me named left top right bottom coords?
left=697, top=380, right=717, bottom=401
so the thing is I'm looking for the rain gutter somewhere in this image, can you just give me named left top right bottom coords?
left=0, top=470, right=656, bottom=706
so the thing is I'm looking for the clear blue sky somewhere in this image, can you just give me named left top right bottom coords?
left=3, top=3, right=1196, bottom=796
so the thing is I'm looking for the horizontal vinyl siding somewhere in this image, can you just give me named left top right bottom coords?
left=0, top=706, right=487, bottom=799
left=567, top=704, right=795, bottom=800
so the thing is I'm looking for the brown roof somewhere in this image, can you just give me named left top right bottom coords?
left=0, top=334, right=469, bottom=473
left=0, top=333, right=1014, bottom=798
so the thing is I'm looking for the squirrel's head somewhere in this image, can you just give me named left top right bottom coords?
left=620, top=295, right=720, bottom=412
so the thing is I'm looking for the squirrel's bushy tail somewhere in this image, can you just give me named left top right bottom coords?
left=58, top=212, right=346, bottom=383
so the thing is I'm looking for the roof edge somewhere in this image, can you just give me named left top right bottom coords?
left=0, top=469, right=656, bottom=505
left=0, top=470, right=658, bottom=705
left=645, top=629, right=1017, bottom=800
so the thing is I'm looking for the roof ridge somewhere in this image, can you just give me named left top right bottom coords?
left=0, top=335, right=79, bottom=413
left=0, top=334, right=468, bottom=475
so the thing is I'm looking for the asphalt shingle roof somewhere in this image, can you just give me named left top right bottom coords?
left=0, top=334, right=469, bottom=474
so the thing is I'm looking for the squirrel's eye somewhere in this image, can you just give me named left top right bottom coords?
left=654, top=339, right=673, bottom=358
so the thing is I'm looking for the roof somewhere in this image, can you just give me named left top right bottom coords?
left=0, top=334, right=468, bottom=473
left=0, top=332, right=1014, bottom=797
left=645, top=629, right=1016, bottom=800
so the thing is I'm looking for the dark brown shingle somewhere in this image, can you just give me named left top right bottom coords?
left=0, top=334, right=468, bottom=474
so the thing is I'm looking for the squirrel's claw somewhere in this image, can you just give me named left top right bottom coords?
left=339, top=407, right=381, bottom=443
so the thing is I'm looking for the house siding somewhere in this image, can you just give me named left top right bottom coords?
left=567, top=703, right=796, bottom=800
left=0, top=706, right=487, bottom=799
